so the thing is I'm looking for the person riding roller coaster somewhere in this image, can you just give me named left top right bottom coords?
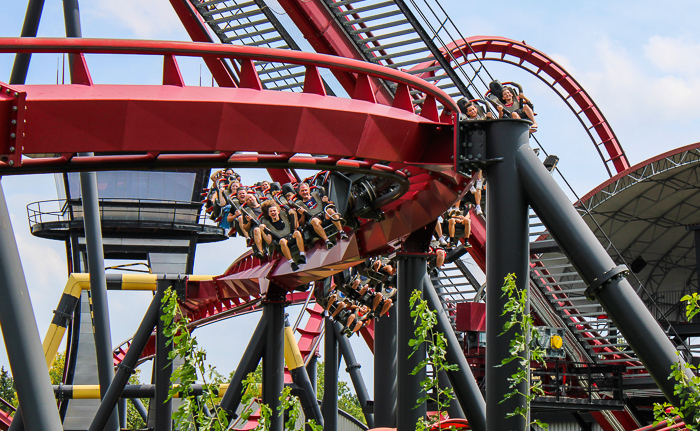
left=254, top=200, right=306, bottom=271
left=293, top=182, right=347, bottom=249
left=457, top=98, right=494, bottom=121
left=488, top=80, right=538, bottom=132
left=236, top=193, right=263, bottom=245
left=442, top=201, right=472, bottom=248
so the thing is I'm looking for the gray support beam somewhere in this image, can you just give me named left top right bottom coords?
left=332, top=323, right=374, bottom=428
left=262, top=288, right=286, bottom=431
left=484, top=120, right=531, bottom=431
left=118, top=399, right=127, bottom=429
left=0, top=182, right=63, bottom=431
left=322, top=317, right=338, bottom=431
left=132, top=398, right=148, bottom=422
left=374, top=306, right=397, bottom=428
left=695, top=229, right=700, bottom=295
left=219, top=315, right=267, bottom=418
left=155, top=281, right=173, bottom=431
left=306, top=354, right=318, bottom=396
left=63, top=2, right=119, bottom=430
left=515, top=140, right=694, bottom=408
left=422, top=275, right=486, bottom=431
left=397, top=256, right=427, bottom=431
left=87, top=288, right=163, bottom=431
left=285, top=319, right=323, bottom=428
left=9, top=0, right=46, bottom=85
left=437, top=370, right=464, bottom=420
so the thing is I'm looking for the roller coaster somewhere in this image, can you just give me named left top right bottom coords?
left=0, top=1, right=697, bottom=431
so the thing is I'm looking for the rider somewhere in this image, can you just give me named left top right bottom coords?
left=256, top=200, right=306, bottom=271
left=294, top=183, right=347, bottom=249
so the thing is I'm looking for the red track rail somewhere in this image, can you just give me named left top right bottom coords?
left=409, top=36, right=630, bottom=176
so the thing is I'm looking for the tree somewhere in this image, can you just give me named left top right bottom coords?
left=0, top=367, right=14, bottom=414
left=49, top=352, right=66, bottom=385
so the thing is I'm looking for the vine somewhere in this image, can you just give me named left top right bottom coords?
left=498, top=273, right=548, bottom=430
left=409, top=289, right=458, bottom=431
left=161, top=287, right=230, bottom=430
left=652, top=292, right=700, bottom=429
left=162, top=287, right=323, bottom=431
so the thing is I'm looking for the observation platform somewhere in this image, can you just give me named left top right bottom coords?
left=27, top=198, right=226, bottom=259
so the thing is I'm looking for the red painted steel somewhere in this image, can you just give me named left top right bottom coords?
left=168, top=0, right=237, bottom=88
left=409, top=36, right=630, bottom=175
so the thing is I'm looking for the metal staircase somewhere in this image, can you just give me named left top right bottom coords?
left=321, top=0, right=488, bottom=108
left=190, top=0, right=339, bottom=93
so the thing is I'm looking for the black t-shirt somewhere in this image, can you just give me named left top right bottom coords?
left=271, top=219, right=286, bottom=231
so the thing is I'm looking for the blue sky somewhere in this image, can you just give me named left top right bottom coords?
left=0, top=0, right=699, bottom=393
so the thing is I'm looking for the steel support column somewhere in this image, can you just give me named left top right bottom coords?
left=0, top=181, right=62, bottom=431
left=397, top=255, right=427, bottom=431
left=285, top=319, right=323, bottom=427
left=484, top=120, right=531, bottom=431
left=322, top=316, right=338, bottom=431
left=515, top=140, right=694, bottom=408
left=155, top=281, right=173, bottom=431
left=63, top=2, right=119, bottom=430
left=87, top=287, right=163, bottom=431
left=422, top=275, right=486, bottom=431
left=132, top=398, right=148, bottom=422
left=118, top=399, right=127, bottom=429
left=333, top=322, right=374, bottom=428
left=219, top=315, right=268, bottom=418
left=307, top=354, right=318, bottom=396
left=374, top=304, right=397, bottom=428
left=263, top=286, right=286, bottom=431
left=9, top=0, right=46, bottom=85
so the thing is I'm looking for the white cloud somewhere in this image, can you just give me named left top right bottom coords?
left=644, top=35, right=700, bottom=78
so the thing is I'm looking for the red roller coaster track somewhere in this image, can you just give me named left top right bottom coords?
left=409, top=36, right=630, bottom=176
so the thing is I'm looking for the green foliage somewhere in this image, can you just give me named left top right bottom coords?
left=409, top=290, right=458, bottom=431
left=161, top=287, right=230, bottom=431
left=315, top=361, right=366, bottom=424
left=163, top=287, right=325, bottom=431
left=0, top=367, right=15, bottom=414
left=49, top=352, right=66, bottom=385
left=652, top=294, right=700, bottom=429
left=498, top=274, right=548, bottom=431
left=126, top=371, right=149, bottom=430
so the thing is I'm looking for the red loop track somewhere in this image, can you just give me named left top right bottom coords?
left=409, top=36, right=630, bottom=176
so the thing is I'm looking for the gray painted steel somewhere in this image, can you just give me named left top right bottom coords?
left=0, top=182, right=62, bottom=430
left=396, top=256, right=427, bottom=431
left=155, top=281, right=174, bottom=431
left=263, top=300, right=285, bottom=431
left=423, top=275, right=485, bottom=431
left=62, top=292, right=101, bottom=430
left=220, top=315, right=267, bottom=417
left=373, top=302, right=397, bottom=428
left=516, top=140, right=694, bottom=408
left=333, top=322, right=374, bottom=428
left=483, top=120, right=531, bottom=431
left=9, top=0, right=45, bottom=85
left=64, top=0, right=119, bottom=428
left=87, top=288, right=162, bottom=431
left=322, top=316, right=339, bottom=431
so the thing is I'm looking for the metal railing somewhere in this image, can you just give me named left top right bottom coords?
left=27, top=198, right=217, bottom=230
left=532, top=360, right=626, bottom=406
